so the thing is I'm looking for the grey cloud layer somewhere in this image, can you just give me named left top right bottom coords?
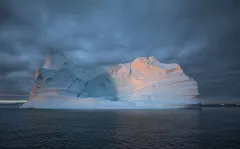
left=0, top=0, right=239, bottom=98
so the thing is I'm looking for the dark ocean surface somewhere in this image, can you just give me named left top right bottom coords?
left=0, top=107, right=240, bottom=149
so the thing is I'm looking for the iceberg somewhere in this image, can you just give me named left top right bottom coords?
left=21, top=49, right=200, bottom=109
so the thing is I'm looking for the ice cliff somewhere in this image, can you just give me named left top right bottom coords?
left=21, top=49, right=200, bottom=109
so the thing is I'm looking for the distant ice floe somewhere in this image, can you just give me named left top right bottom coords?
left=0, top=100, right=27, bottom=104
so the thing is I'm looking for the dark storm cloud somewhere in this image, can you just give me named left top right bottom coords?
left=0, top=59, right=29, bottom=76
left=0, top=0, right=239, bottom=100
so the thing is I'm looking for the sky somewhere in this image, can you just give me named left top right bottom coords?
left=0, top=0, right=239, bottom=100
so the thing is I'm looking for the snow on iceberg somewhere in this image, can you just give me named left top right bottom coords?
left=21, top=49, right=200, bottom=109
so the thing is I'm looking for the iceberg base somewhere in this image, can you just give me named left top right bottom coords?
left=21, top=95, right=200, bottom=109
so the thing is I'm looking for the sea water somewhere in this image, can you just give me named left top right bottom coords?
left=0, top=106, right=240, bottom=148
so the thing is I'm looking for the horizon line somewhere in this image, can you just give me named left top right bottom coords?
left=0, top=94, right=29, bottom=97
